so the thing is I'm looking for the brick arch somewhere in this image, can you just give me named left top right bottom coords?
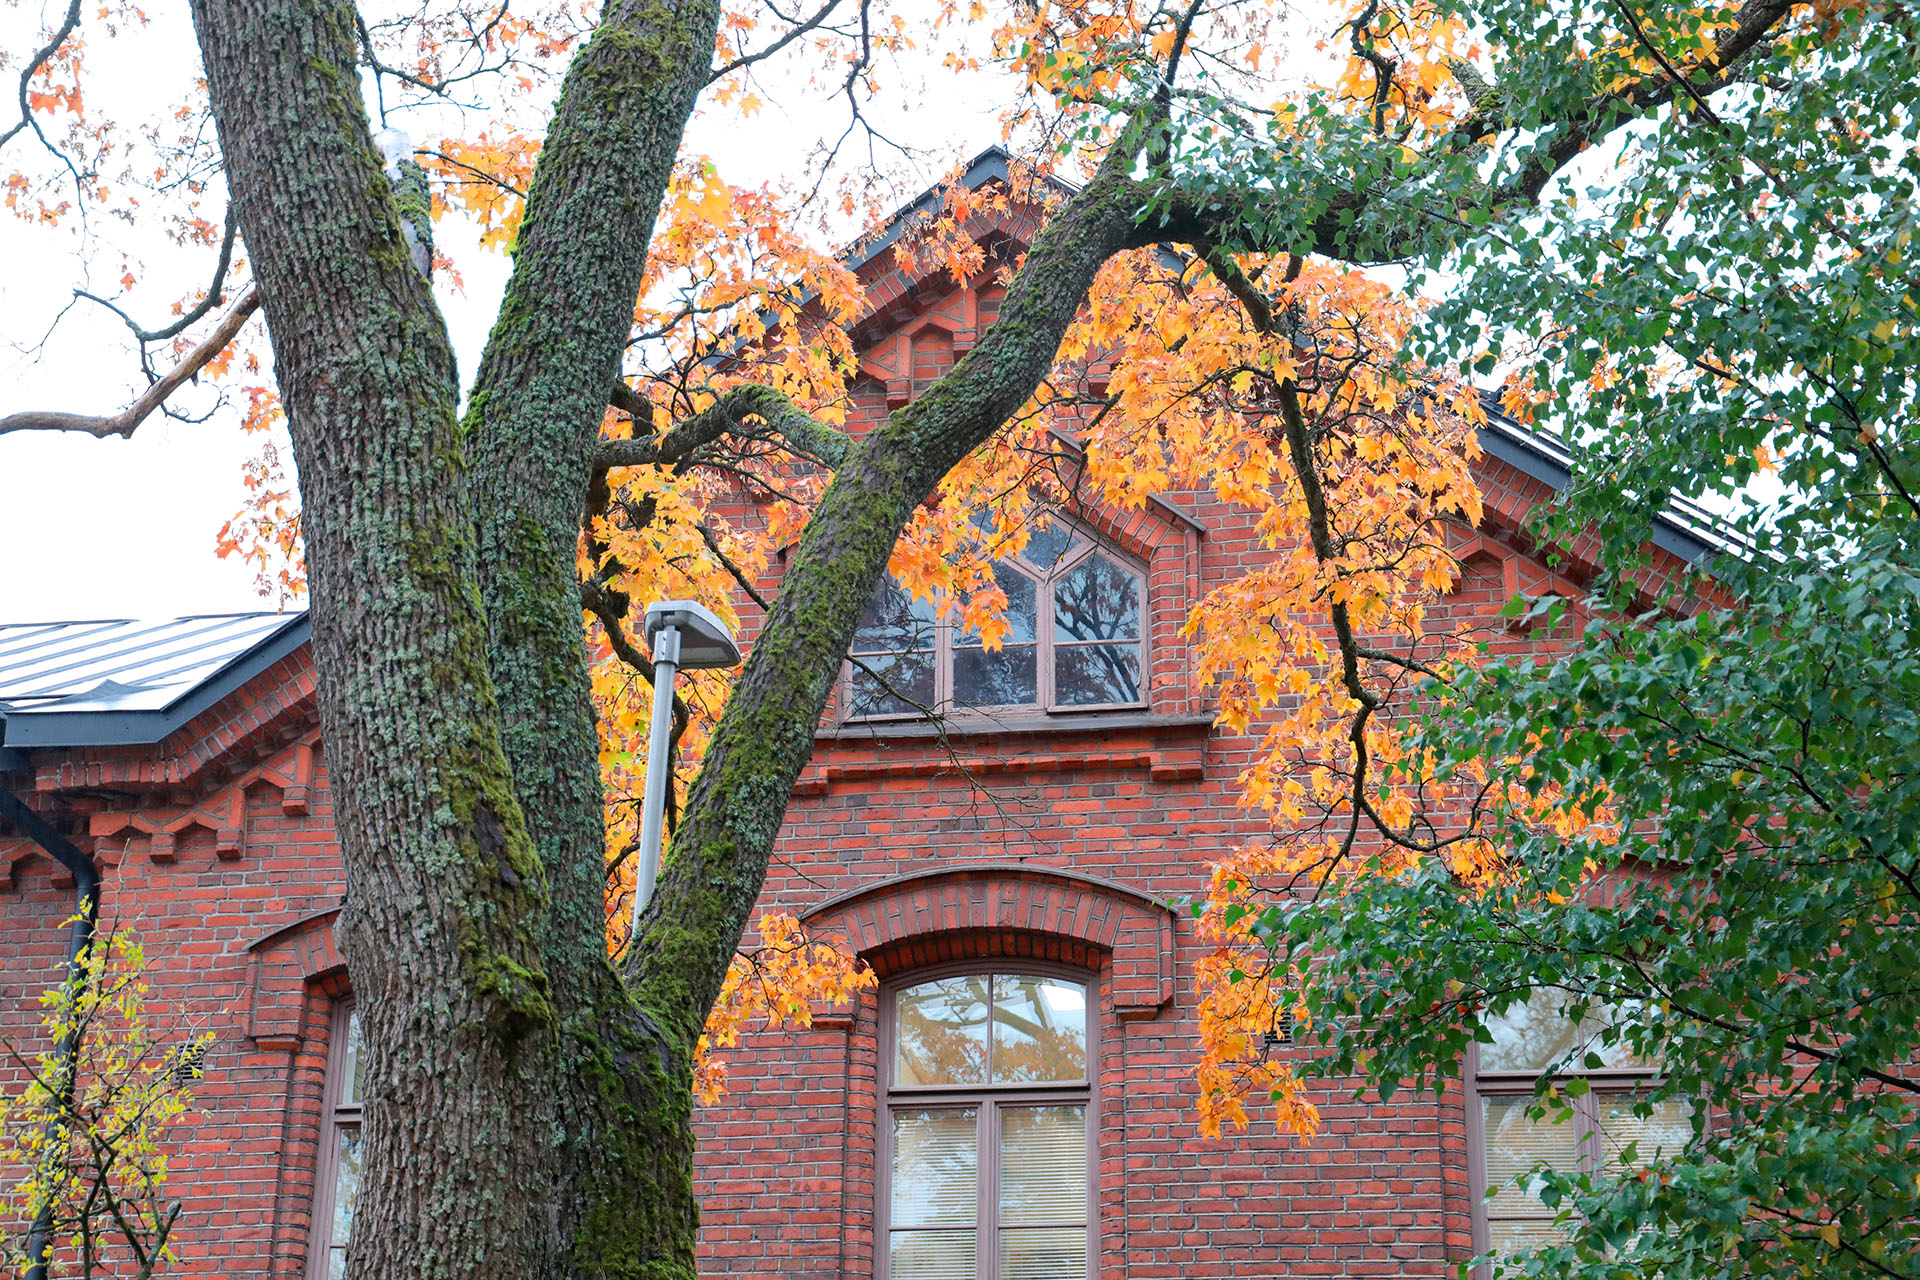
left=802, top=863, right=1176, bottom=1021
left=240, top=905, right=344, bottom=1051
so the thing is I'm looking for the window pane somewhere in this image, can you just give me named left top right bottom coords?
left=959, top=564, right=1038, bottom=645
left=1481, top=989, right=1649, bottom=1073
left=1486, top=1217, right=1569, bottom=1256
left=1053, top=643, right=1141, bottom=707
left=1481, top=1096, right=1579, bottom=1218
left=330, top=1125, right=362, bottom=1248
left=854, top=579, right=935, bottom=654
left=1000, top=1105, right=1086, bottom=1225
left=891, top=1108, right=978, bottom=1228
left=897, top=976, right=991, bottom=1085
left=341, top=1009, right=363, bottom=1107
left=1000, top=1227, right=1087, bottom=1280
left=991, top=976, right=1087, bottom=1083
left=1053, top=554, right=1140, bottom=643
left=1597, top=1096, right=1691, bottom=1171
left=1020, top=521, right=1083, bottom=571
left=889, top=1229, right=977, bottom=1280
left=954, top=644, right=1038, bottom=708
left=850, top=650, right=936, bottom=718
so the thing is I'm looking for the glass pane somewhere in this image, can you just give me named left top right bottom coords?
left=1000, top=1227, right=1087, bottom=1280
left=954, top=644, right=1038, bottom=707
left=341, top=1009, right=363, bottom=1106
left=1021, top=521, right=1083, bottom=571
left=854, top=578, right=936, bottom=654
left=850, top=650, right=936, bottom=718
left=328, top=1245, right=349, bottom=1280
left=1053, top=643, right=1141, bottom=707
left=1481, top=1096, right=1579, bottom=1218
left=889, top=1229, right=977, bottom=1280
left=991, top=976, right=1087, bottom=1083
left=897, top=976, right=991, bottom=1085
left=891, top=1108, right=978, bottom=1228
left=330, top=1125, right=362, bottom=1246
left=959, top=564, right=1038, bottom=645
left=1053, top=554, right=1140, bottom=643
left=1486, top=1217, right=1569, bottom=1256
left=1000, top=1105, right=1086, bottom=1225
left=1481, top=989, right=1649, bottom=1073
left=1597, top=1096, right=1691, bottom=1171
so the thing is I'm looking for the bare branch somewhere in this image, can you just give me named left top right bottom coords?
left=0, top=287, right=262, bottom=439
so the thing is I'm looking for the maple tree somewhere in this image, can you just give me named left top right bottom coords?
left=0, top=0, right=1863, bottom=1272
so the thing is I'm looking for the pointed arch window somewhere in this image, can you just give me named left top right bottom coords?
left=845, top=519, right=1147, bottom=719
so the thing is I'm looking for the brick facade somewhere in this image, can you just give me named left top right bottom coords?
left=0, top=183, right=1683, bottom=1277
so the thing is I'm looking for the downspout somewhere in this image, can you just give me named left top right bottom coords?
left=0, top=776, right=103, bottom=1280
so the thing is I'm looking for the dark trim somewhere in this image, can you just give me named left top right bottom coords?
left=1, top=614, right=310, bottom=749
left=843, top=146, right=1079, bottom=276
left=1474, top=400, right=1737, bottom=568
left=816, top=710, right=1213, bottom=744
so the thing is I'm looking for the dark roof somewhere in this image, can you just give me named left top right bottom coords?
left=0, top=612, right=308, bottom=755
left=1475, top=397, right=1738, bottom=565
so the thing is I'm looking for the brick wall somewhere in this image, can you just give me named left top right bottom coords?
left=0, top=203, right=1668, bottom=1278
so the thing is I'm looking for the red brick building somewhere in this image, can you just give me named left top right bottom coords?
left=0, top=152, right=1714, bottom=1278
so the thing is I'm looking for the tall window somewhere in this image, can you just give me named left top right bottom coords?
left=309, top=1003, right=363, bottom=1280
left=882, top=971, right=1094, bottom=1280
left=1468, top=991, right=1689, bottom=1259
left=847, top=520, right=1146, bottom=719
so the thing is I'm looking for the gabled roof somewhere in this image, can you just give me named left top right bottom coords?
left=0, top=613, right=308, bottom=753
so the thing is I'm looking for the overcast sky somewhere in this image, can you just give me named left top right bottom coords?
left=0, top=0, right=1024, bottom=622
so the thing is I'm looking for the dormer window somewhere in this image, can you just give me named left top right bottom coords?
left=846, top=519, right=1146, bottom=720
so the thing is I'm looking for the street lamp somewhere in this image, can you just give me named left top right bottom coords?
left=630, top=601, right=740, bottom=934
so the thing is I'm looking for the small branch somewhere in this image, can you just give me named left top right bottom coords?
left=708, top=0, right=847, bottom=83
left=0, top=287, right=262, bottom=439
left=595, top=382, right=850, bottom=476
left=1, top=0, right=82, bottom=150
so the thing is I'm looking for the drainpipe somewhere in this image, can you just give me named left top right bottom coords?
left=0, top=783, right=102, bottom=1280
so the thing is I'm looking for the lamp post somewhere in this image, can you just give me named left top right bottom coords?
left=630, top=601, right=740, bottom=935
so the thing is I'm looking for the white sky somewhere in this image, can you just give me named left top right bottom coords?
left=0, top=0, right=1028, bottom=622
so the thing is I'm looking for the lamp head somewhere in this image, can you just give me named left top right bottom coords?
left=642, top=600, right=741, bottom=670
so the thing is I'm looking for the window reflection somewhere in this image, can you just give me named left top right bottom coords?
left=851, top=578, right=938, bottom=717
left=897, top=976, right=992, bottom=1085
left=990, top=976, right=1087, bottom=1084
left=1052, top=554, right=1142, bottom=706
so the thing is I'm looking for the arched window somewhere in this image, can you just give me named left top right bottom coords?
left=880, top=970, right=1095, bottom=1280
left=1467, top=991, right=1689, bottom=1260
left=846, top=519, right=1147, bottom=719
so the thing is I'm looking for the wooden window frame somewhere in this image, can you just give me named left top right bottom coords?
left=306, top=1000, right=361, bottom=1280
left=842, top=519, right=1151, bottom=725
left=875, top=962, right=1100, bottom=1280
left=1464, top=1043, right=1671, bottom=1266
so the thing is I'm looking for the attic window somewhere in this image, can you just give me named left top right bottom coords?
left=845, top=518, right=1146, bottom=720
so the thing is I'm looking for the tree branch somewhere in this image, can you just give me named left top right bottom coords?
left=0, top=287, right=262, bottom=439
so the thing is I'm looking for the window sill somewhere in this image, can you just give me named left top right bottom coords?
left=816, top=710, right=1215, bottom=743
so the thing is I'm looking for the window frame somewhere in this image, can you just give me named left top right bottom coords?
left=874, top=962, right=1100, bottom=1280
left=841, top=519, right=1151, bottom=724
left=1465, top=1041, right=1677, bottom=1264
left=306, top=1000, right=361, bottom=1280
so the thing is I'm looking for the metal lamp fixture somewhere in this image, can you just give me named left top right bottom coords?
left=630, top=601, right=740, bottom=933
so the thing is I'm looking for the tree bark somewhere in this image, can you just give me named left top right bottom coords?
left=184, top=0, right=560, bottom=1274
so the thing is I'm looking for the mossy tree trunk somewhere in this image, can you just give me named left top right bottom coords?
left=184, top=0, right=1381, bottom=1265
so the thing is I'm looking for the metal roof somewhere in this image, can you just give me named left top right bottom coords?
left=0, top=613, right=309, bottom=753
